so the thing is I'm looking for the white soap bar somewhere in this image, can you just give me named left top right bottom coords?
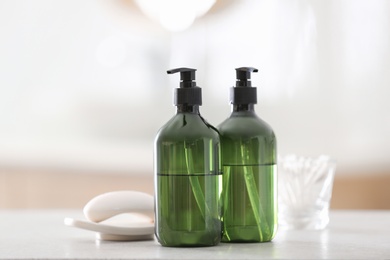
left=83, top=190, right=154, bottom=223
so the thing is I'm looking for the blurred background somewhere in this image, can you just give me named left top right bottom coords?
left=0, top=0, right=389, bottom=209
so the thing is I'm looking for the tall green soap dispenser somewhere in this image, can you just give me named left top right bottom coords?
left=154, top=68, right=221, bottom=247
left=218, top=67, right=277, bottom=242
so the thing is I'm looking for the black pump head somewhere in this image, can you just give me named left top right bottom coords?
left=167, top=67, right=202, bottom=106
left=231, top=67, right=258, bottom=105
left=236, top=67, right=258, bottom=87
left=167, top=68, right=196, bottom=88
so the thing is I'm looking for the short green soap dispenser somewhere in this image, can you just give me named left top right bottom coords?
left=218, top=67, right=277, bottom=242
left=154, top=68, right=221, bottom=247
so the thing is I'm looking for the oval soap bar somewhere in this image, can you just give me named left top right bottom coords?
left=83, top=191, right=154, bottom=223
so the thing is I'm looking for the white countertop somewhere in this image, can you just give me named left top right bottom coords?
left=0, top=210, right=389, bottom=259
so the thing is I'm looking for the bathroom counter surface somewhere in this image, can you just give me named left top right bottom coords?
left=0, top=210, right=389, bottom=259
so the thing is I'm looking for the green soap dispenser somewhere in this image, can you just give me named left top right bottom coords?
left=218, top=67, right=277, bottom=242
left=154, top=68, right=221, bottom=247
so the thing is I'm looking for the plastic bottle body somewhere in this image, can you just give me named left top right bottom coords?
left=218, top=106, right=277, bottom=242
left=154, top=106, right=221, bottom=247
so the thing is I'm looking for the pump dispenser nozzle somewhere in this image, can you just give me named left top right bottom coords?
left=231, top=67, right=258, bottom=105
left=167, top=67, right=202, bottom=106
left=236, top=67, right=258, bottom=87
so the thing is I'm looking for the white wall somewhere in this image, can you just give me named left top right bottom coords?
left=0, top=0, right=389, bottom=175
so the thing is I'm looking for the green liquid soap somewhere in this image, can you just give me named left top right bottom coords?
left=156, top=173, right=221, bottom=246
left=222, top=164, right=277, bottom=242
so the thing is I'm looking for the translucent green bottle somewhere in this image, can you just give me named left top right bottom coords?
left=218, top=67, right=277, bottom=242
left=154, top=68, right=221, bottom=247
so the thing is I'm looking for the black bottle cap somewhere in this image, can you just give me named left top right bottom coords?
left=230, top=67, right=258, bottom=104
left=167, top=68, right=202, bottom=106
